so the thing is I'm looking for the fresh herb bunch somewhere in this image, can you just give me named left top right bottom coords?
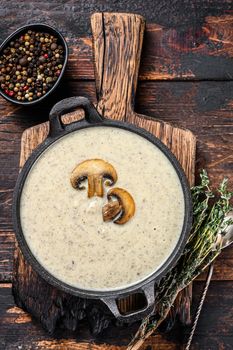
left=128, top=170, right=233, bottom=350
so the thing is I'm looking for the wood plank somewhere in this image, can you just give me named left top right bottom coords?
left=65, top=14, right=233, bottom=81
left=0, top=231, right=14, bottom=282
left=1, top=282, right=233, bottom=349
left=1, top=3, right=233, bottom=80
left=0, top=0, right=233, bottom=41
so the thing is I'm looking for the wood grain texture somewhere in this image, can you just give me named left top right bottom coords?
left=91, top=13, right=145, bottom=119
left=1, top=282, right=233, bottom=349
left=0, top=0, right=233, bottom=40
left=64, top=14, right=233, bottom=81
left=1, top=1, right=233, bottom=80
left=11, top=12, right=196, bottom=344
left=66, top=14, right=233, bottom=81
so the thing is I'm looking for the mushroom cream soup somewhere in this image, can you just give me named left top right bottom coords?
left=20, top=126, right=185, bottom=291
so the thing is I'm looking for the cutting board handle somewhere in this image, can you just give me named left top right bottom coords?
left=91, top=12, right=145, bottom=121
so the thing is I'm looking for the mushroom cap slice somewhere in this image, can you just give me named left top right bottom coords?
left=105, top=187, right=136, bottom=224
left=70, top=159, right=118, bottom=197
left=102, top=200, right=122, bottom=222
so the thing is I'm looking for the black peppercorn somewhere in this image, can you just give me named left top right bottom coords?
left=19, top=56, right=28, bottom=66
left=50, top=43, right=57, bottom=50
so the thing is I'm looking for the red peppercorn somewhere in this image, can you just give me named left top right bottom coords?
left=56, top=70, right=61, bottom=76
left=44, top=53, right=48, bottom=59
left=8, top=91, right=14, bottom=97
left=4, top=89, right=9, bottom=95
left=23, top=85, right=29, bottom=91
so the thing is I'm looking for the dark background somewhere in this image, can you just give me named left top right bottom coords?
left=1, top=0, right=233, bottom=40
left=0, top=1, right=233, bottom=349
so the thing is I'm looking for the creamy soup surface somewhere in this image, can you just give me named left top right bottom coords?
left=20, top=127, right=185, bottom=291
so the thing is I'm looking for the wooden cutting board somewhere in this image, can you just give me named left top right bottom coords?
left=13, top=13, right=196, bottom=338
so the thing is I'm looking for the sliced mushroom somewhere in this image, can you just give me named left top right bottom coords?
left=102, top=187, right=135, bottom=224
left=70, top=159, right=118, bottom=198
left=102, top=200, right=122, bottom=222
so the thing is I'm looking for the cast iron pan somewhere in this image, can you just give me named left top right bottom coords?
left=13, top=96, right=192, bottom=322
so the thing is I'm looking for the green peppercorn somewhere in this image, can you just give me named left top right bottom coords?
left=46, top=77, right=53, bottom=83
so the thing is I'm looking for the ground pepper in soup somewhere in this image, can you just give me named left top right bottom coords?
left=20, top=127, right=185, bottom=291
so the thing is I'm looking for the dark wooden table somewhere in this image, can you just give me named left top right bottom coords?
left=0, top=1, right=233, bottom=349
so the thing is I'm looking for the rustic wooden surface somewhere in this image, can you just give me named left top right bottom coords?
left=12, top=11, right=196, bottom=343
left=0, top=1, right=233, bottom=349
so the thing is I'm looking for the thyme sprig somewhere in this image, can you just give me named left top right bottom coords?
left=128, top=170, right=233, bottom=350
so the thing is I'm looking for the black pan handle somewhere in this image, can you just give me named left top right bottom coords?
left=49, top=96, right=104, bottom=137
left=101, top=281, right=155, bottom=323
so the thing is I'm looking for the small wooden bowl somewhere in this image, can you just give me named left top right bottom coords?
left=0, top=23, right=68, bottom=106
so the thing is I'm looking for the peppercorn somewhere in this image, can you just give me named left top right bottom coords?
left=39, top=56, right=46, bottom=63
left=19, top=57, right=28, bottom=66
left=0, top=29, right=65, bottom=102
left=51, top=43, right=57, bottom=50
